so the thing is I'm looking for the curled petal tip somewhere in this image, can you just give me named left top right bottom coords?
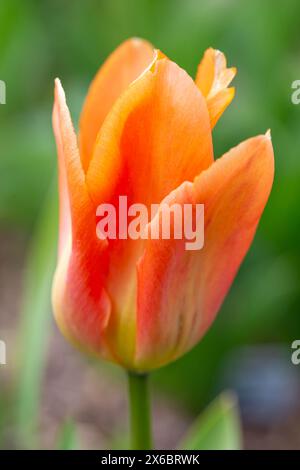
left=196, top=47, right=237, bottom=128
left=131, top=37, right=147, bottom=45
left=54, top=77, right=66, bottom=103
left=265, top=129, right=272, bottom=140
left=54, top=77, right=62, bottom=89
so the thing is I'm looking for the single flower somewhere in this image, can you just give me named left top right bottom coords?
left=52, top=38, right=274, bottom=372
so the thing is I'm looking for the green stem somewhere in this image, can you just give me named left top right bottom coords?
left=127, top=372, right=152, bottom=450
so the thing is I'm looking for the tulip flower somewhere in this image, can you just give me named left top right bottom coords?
left=52, top=38, right=274, bottom=449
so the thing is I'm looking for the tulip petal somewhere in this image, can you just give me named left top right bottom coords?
left=53, top=79, right=90, bottom=252
left=83, top=58, right=213, bottom=366
left=87, top=57, right=213, bottom=207
left=52, top=79, right=112, bottom=360
left=196, top=48, right=236, bottom=128
left=136, top=133, right=274, bottom=370
left=79, top=38, right=155, bottom=172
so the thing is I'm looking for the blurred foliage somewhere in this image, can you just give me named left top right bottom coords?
left=179, top=392, right=241, bottom=450
left=0, top=0, right=300, bottom=447
left=56, top=420, right=78, bottom=450
left=15, top=184, right=57, bottom=447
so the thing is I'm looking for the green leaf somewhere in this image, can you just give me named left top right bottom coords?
left=15, top=182, right=57, bottom=448
left=179, top=392, right=242, bottom=450
left=57, top=420, right=78, bottom=450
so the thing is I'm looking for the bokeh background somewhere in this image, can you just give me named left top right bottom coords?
left=1, top=0, right=300, bottom=449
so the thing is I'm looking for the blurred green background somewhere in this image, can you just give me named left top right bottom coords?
left=1, top=0, right=300, bottom=449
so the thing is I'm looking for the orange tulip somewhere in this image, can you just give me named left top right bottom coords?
left=52, top=38, right=274, bottom=372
